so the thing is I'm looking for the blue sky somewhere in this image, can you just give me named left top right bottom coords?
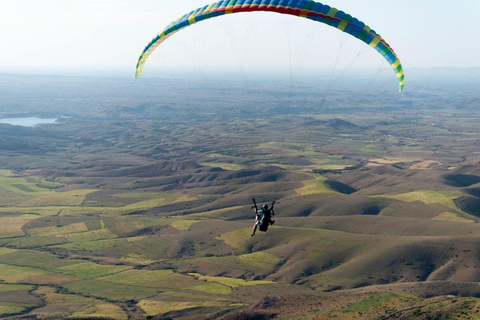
left=1, top=0, right=480, bottom=76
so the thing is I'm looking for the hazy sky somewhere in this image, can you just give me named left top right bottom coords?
left=1, top=0, right=480, bottom=76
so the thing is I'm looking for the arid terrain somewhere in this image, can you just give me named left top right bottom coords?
left=0, top=73, right=480, bottom=319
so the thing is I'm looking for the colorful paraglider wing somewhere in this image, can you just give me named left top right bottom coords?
left=135, top=0, right=404, bottom=92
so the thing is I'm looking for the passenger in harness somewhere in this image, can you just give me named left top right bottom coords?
left=251, top=198, right=276, bottom=236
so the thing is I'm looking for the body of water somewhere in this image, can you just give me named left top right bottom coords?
left=0, top=117, right=58, bottom=127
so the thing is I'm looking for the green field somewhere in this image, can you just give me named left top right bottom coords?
left=0, top=284, right=33, bottom=292
left=0, top=249, right=80, bottom=270
left=0, top=248, right=17, bottom=256
left=0, top=302, right=35, bottom=316
left=16, top=189, right=96, bottom=207
left=56, top=262, right=132, bottom=278
left=185, top=282, right=232, bottom=295
left=340, top=293, right=399, bottom=313
left=56, top=235, right=170, bottom=263
left=188, top=252, right=280, bottom=273
left=63, top=228, right=118, bottom=242
left=295, top=174, right=337, bottom=196
left=380, top=190, right=463, bottom=210
left=199, top=162, right=245, bottom=171
left=170, top=219, right=199, bottom=231
left=33, top=286, right=127, bottom=319
left=189, top=206, right=243, bottom=219
left=432, top=211, right=475, bottom=223
left=70, top=303, right=127, bottom=320
left=56, top=238, right=126, bottom=251
left=98, top=269, right=175, bottom=286
left=0, top=263, right=49, bottom=283
left=0, top=215, right=38, bottom=238
left=99, top=270, right=201, bottom=291
left=62, top=280, right=159, bottom=301
left=0, top=170, right=199, bottom=220
left=138, top=300, right=238, bottom=316
left=28, top=222, right=89, bottom=236
left=189, top=273, right=276, bottom=288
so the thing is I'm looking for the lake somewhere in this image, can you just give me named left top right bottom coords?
left=0, top=117, right=58, bottom=127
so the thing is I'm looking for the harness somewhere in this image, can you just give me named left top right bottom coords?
left=257, top=209, right=271, bottom=232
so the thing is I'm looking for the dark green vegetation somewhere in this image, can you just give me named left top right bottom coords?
left=0, top=73, right=480, bottom=319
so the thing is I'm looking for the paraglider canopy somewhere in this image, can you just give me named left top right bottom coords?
left=135, top=0, right=404, bottom=92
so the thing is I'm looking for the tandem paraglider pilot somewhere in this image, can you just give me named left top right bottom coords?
left=251, top=198, right=275, bottom=236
